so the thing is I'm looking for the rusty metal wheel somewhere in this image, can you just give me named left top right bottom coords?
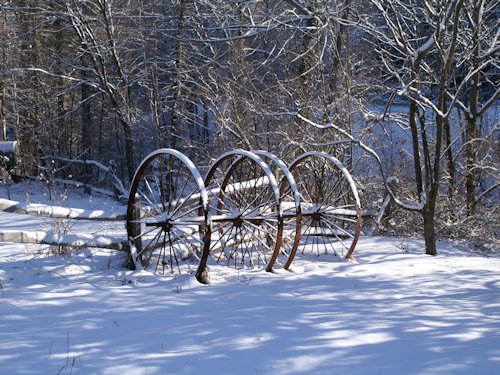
left=253, top=150, right=302, bottom=271
left=126, top=149, right=210, bottom=276
left=286, top=151, right=362, bottom=264
left=197, top=150, right=283, bottom=274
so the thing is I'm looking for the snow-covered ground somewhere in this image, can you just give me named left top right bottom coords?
left=0, top=183, right=499, bottom=374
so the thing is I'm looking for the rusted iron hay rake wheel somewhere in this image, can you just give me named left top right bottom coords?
left=196, top=150, right=283, bottom=275
left=126, top=148, right=363, bottom=282
left=126, top=149, right=210, bottom=276
left=285, top=151, right=362, bottom=266
left=253, top=150, right=302, bottom=271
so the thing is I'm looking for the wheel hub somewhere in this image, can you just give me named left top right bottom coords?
left=312, top=211, right=322, bottom=222
left=233, top=216, right=244, bottom=228
left=162, top=222, right=173, bottom=232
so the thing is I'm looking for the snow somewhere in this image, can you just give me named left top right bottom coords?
left=1, top=184, right=499, bottom=374
left=0, top=141, right=18, bottom=153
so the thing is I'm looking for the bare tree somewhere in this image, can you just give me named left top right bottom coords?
left=64, top=0, right=146, bottom=182
left=360, top=0, right=498, bottom=254
left=454, top=0, right=499, bottom=216
left=0, top=2, right=7, bottom=142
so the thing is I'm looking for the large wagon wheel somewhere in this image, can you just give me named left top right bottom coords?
left=197, top=150, right=283, bottom=275
left=252, top=150, right=302, bottom=271
left=126, top=149, right=210, bottom=276
left=285, top=151, right=362, bottom=266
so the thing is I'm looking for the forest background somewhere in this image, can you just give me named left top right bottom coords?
left=0, top=0, right=498, bottom=255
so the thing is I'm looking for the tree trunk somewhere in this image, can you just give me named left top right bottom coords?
left=465, top=115, right=478, bottom=215
left=408, top=99, right=424, bottom=198
left=169, top=0, right=186, bottom=150
left=297, top=5, right=318, bottom=126
left=121, top=117, right=135, bottom=184
left=464, top=1, right=481, bottom=216
left=0, top=82, right=5, bottom=142
left=443, top=116, right=456, bottom=208
left=18, top=0, right=43, bottom=176
left=81, top=49, right=92, bottom=194
left=0, top=2, right=6, bottom=141
left=423, top=204, right=437, bottom=255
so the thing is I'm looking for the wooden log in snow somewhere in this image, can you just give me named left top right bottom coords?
left=0, top=198, right=126, bottom=220
left=0, top=229, right=128, bottom=251
left=0, top=141, right=20, bottom=167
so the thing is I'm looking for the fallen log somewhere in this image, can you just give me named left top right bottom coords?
left=0, top=229, right=127, bottom=251
left=0, top=198, right=126, bottom=220
left=0, top=141, right=20, bottom=170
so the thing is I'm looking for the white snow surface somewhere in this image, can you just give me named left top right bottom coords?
left=0, top=184, right=499, bottom=375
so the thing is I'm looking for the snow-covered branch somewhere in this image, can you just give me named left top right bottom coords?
left=40, top=156, right=128, bottom=199
left=476, top=183, right=499, bottom=204
left=297, top=113, right=425, bottom=212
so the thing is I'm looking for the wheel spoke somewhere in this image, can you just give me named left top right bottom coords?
left=157, top=156, right=167, bottom=212
left=136, top=229, right=163, bottom=258
left=318, top=221, right=336, bottom=256
left=167, top=230, right=180, bottom=273
left=166, top=155, right=175, bottom=214
left=300, top=219, right=316, bottom=255
left=171, top=202, right=205, bottom=220
left=142, top=229, right=164, bottom=269
left=244, top=221, right=276, bottom=253
left=321, top=177, right=344, bottom=206
left=213, top=223, right=237, bottom=260
left=129, top=224, right=159, bottom=242
left=211, top=179, right=237, bottom=213
left=321, top=215, right=356, bottom=239
left=169, top=173, right=190, bottom=215
left=171, top=226, right=204, bottom=247
left=156, top=231, right=168, bottom=273
left=225, top=225, right=242, bottom=266
left=319, top=219, right=351, bottom=255
left=137, top=183, right=162, bottom=215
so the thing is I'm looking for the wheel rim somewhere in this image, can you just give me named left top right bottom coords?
left=253, top=150, right=302, bottom=271
left=198, top=150, right=283, bottom=272
left=286, top=151, right=361, bottom=264
left=126, top=149, right=210, bottom=275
